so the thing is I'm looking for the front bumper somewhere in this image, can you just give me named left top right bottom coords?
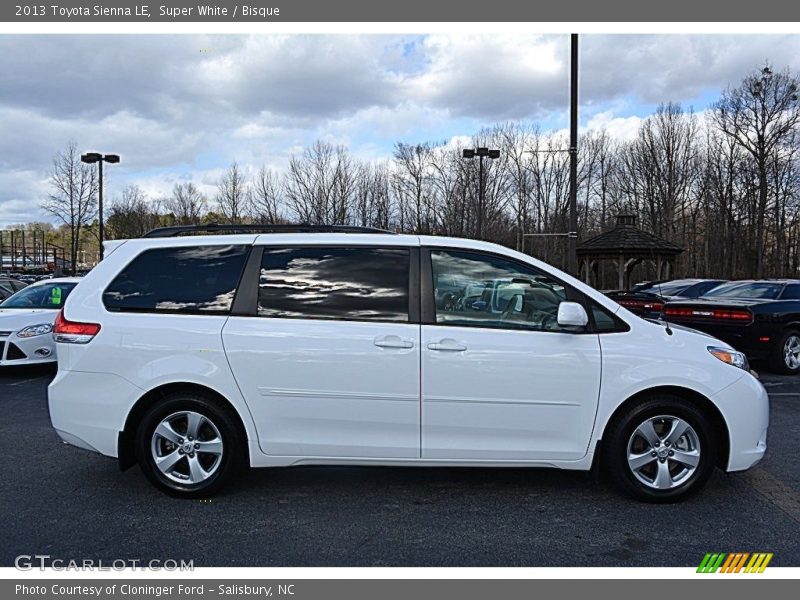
left=711, top=372, right=769, bottom=472
left=0, top=334, right=57, bottom=366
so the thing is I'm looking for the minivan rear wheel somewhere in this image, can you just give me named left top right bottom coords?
left=135, top=393, right=244, bottom=498
left=603, top=394, right=718, bottom=503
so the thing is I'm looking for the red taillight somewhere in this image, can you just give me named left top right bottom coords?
left=663, top=306, right=752, bottom=322
left=618, top=299, right=664, bottom=311
left=53, top=309, right=101, bottom=344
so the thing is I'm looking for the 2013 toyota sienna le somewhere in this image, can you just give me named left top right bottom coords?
left=48, top=225, right=769, bottom=501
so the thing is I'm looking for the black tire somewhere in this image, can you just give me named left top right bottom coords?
left=602, top=394, right=718, bottom=503
left=135, top=392, right=245, bottom=498
left=768, top=329, right=800, bottom=375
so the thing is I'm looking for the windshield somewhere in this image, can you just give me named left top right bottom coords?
left=638, top=281, right=693, bottom=296
left=703, top=281, right=783, bottom=300
left=0, top=282, right=76, bottom=309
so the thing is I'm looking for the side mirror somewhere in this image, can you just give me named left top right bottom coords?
left=557, top=301, right=589, bottom=330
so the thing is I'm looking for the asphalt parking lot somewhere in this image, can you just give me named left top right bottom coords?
left=1, top=365, right=799, bottom=567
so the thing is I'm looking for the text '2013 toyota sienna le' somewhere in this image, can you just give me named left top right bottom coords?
left=48, top=225, right=769, bottom=502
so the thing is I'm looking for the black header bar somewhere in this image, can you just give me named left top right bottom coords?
left=2, top=0, right=797, bottom=23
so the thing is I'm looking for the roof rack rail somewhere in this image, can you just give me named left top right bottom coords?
left=141, top=223, right=397, bottom=238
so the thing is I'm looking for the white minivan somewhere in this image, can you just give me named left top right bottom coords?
left=48, top=225, right=769, bottom=501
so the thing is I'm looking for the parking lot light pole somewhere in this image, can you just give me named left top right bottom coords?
left=81, top=152, right=120, bottom=262
left=568, top=33, right=579, bottom=276
left=462, top=147, right=500, bottom=240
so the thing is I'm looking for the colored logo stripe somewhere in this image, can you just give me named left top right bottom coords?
left=745, top=553, right=773, bottom=573
left=697, top=552, right=773, bottom=573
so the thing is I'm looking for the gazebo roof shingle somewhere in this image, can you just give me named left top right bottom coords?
left=577, top=214, right=683, bottom=257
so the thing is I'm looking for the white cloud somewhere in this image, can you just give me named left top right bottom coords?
left=585, top=112, right=644, bottom=142
left=409, top=34, right=566, bottom=120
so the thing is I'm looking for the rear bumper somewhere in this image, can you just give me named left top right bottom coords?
left=48, top=369, right=143, bottom=458
left=711, top=373, right=769, bottom=472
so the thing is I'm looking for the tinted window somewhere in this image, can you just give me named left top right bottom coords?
left=639, top=280, right=693, bottom=296
left=690, top=280, right=726, bottom=297
left=0, top=281, right=76, bottom=309
left=780, top=284, right=800, bottom=300
left=257, top=247, right=409, bottom=322
left=431, top=249, right=567, bottom=331
left=592, top=303, right=626, bottom=332
left=103, top=245, right=248, bottom=314
left=704, top=281, right=783, bottom=300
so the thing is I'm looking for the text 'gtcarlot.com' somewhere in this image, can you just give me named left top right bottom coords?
left=14, top=555, right=193, bottom=571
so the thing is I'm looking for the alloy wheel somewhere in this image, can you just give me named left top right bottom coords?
left=150, top=411, right=224, bottom=485
left=626, top=415, right=701, bottom=490
left=784, top=335, right=800, bottom=370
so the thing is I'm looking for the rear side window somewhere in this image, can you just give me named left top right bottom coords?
left=257, top=247, right=410, bottom=322
left=103, top=245, right=249, bottom=314
left=780, top=284, right=800, bottom=300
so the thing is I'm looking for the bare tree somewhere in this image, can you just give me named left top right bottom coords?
left=164, top=182, right=206, bottom=225
left=40, top=141, right=98, bottom=274
left=712, top=64, right=800, bottom=276
left=216, top=162, right=249, bottom=224
left=615, top=103, right=700, bottom=243
left=354, top=162, right=392, bottom=229
left=107, top=185, right=161, bottom=239
left=285, top=141, right=357, bottom=225
left=393, top=142, right=434, bottom=233
left=429, top=143, right=468, bottom=236
left=251, top=166, right=283, bottom=224
left=501, top=123, right=536, bottom=250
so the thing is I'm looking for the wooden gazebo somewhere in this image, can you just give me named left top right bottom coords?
left=577, top=214, right=683, bottom=290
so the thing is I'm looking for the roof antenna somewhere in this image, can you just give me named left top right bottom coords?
left=657, top=276, right=673, bottom=336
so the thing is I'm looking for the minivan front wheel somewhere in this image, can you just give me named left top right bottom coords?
left=136, top=393, right=243, bottom=497
left=603, top=395, right=717, bottom=502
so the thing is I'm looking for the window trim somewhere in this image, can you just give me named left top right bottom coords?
left=241, top=244, right=419, bottom=324
left=421, top=246, right=628, bottom=335
left=101, top=244, right=252, bottom=316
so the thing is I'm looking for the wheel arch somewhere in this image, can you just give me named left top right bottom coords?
left=599, top=385, right=730, bottom=470
left=118, top=382, right=249, bottom=471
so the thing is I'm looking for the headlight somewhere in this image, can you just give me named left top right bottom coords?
left=708, top=346, right=749, bottom=371
left=16, top=323, right=54, bottom=338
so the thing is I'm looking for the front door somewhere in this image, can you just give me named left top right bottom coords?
left=223, top=245, right=420, bottom=458
left=421, top=248, right=601, bottom=461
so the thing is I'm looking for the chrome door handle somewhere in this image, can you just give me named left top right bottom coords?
left=374, top=335, right=414, bottom=349
left=427, top=339, right=467, bottom=352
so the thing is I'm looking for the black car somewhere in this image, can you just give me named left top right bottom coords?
left=663, top=279, right=800, bottom=374
left=0, top=277, right=28, bottom=301
left=606, top=278, right=727, bottom=319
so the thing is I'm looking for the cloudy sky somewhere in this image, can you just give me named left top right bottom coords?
left=2, top=33, right=800, bottom=227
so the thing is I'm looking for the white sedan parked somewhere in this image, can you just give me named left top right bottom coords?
left=0, top=278, right=80, bottom=366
